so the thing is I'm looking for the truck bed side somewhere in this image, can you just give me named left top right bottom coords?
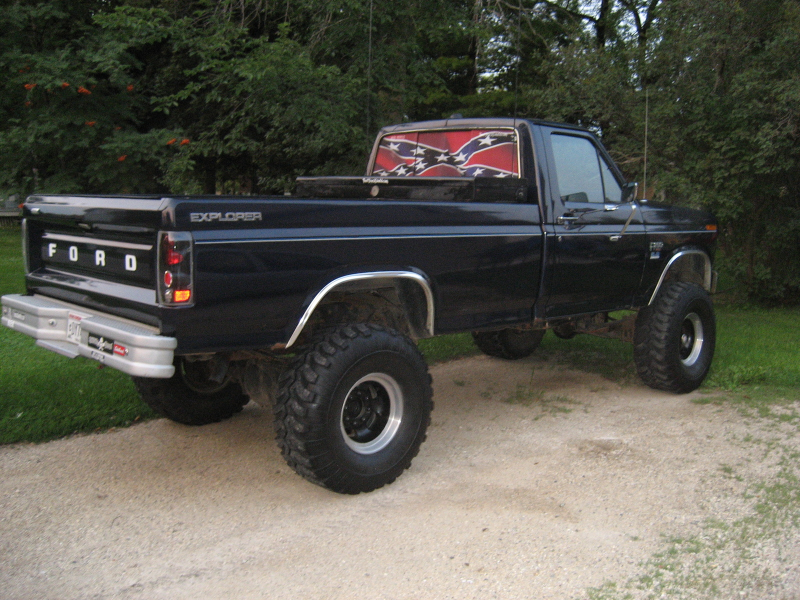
left=20, top=181, right=544, bottom=354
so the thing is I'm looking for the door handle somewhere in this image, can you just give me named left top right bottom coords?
left=557, top=206, right=596, bottom=225
left=609, top=235, right=622, bottom=242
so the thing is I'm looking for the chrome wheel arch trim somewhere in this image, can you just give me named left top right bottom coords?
left=649, top=249, right=713, bottom=306
left=285, top=271, right=435, bottom=349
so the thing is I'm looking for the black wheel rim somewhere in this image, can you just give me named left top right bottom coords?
left=680, top=312, right=704, bottom=367
left=340, top=373, right=403, bottom=455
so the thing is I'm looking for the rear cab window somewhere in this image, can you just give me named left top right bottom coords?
left=371, top=129, right=520, bottom=178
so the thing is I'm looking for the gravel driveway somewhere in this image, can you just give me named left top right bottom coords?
left=2, top=355, right=798, bottom=600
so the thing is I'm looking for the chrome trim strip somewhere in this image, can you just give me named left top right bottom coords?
left=649, top=249, right=712, bottom=305
left=640, top=230, right=717, bottom=236
left=42, top=232, right=153, bottom=251
left=557, top=230, right=711, bottom=237
left=194, top=232, right=537, bottom=245
left=27, top=196, right=171, bottom=211
left=32, top=269, right=157, bottom=305
left=285, top=271, right=435, bottom=349
left=553, top=231, right=648, bottom=237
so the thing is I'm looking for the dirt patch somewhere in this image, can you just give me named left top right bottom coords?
left=1, top=355, right=798, bottom=600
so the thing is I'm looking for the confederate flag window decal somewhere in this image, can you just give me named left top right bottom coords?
left=372, top=129, right=519, bottom=178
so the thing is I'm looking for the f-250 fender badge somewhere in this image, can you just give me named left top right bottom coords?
left=190, top=211, right=263, bottom=223
left=649, top=240, right=664, bottom=260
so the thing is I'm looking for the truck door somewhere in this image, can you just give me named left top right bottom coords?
left=541, top=128, right=647, bottom=317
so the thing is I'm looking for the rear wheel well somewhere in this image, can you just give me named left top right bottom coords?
left=292, top=276, right=432, bottom=347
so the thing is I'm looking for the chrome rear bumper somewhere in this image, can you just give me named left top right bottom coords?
left=2, top=294, right=176, bottom=378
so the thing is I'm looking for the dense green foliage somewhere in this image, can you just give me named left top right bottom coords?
left=1, top=0, right=799, bottom=301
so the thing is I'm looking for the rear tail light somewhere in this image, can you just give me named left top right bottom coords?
left=157, top=231, right=193, bottom=306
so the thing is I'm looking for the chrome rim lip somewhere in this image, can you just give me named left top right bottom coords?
left=340, top=373, right=403, bottom=455
left=680, top=312, right=704, bottom=367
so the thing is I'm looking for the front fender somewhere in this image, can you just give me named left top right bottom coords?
left=649, top=249, right=715, bottom=305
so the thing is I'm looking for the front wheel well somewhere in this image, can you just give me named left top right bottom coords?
left=650, top=249, right=714, bottom=305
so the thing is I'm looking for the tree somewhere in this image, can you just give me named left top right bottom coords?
left=504, top=0, right=800, bottom=302
left=648, top=0, right=800, bottom=301
left=1, top=0, right=798, bottom=302
left=0, top=0, right=175, bottom=196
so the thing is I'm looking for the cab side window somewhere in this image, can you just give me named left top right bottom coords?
left=551, top=133, right=622, bottom=204
left=600, top=157, right=623, bottom=203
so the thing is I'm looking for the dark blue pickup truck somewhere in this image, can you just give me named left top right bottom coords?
left=2, top=118, right=717, bottom=493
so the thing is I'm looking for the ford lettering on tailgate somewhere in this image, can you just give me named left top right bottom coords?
left=40, top=233, right=153, bottom=285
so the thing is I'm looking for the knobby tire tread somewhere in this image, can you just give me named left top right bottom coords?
left=274, top=323, right=433, bottom=494
left=633, top=281, right=715, bottom=393
left=134, top=372, right=248, bottom=426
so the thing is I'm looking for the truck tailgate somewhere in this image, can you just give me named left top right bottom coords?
left=21, top=195, right=168, bottom=324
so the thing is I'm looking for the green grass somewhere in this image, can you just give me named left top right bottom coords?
left=0, top=327, right=152, bottom=443
left=536, top=330, right=639, bottom=383
left=0, top=224, right=25, bottom=294
left=417, top=332, right=479, bottom=364
left=0, top=228, right=154, bottom=444
left=2, top=224, right=799, bottom=444
left=709, top=307, right=800, bottom=389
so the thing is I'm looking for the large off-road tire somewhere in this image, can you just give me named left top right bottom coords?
left=274, top=324, right=433, bottom=494
left=133, top=356, right=249, bottom=425
left=633, top=282, right=716, bottom=393
left=472, top=328, right=545, bottom=359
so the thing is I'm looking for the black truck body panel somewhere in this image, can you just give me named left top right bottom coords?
left=22, top=188, right=545, bottom=354
left=9, top=118, right=717, bottom=359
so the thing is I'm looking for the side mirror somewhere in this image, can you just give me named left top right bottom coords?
left=622, top=182, right=639, bottom=204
